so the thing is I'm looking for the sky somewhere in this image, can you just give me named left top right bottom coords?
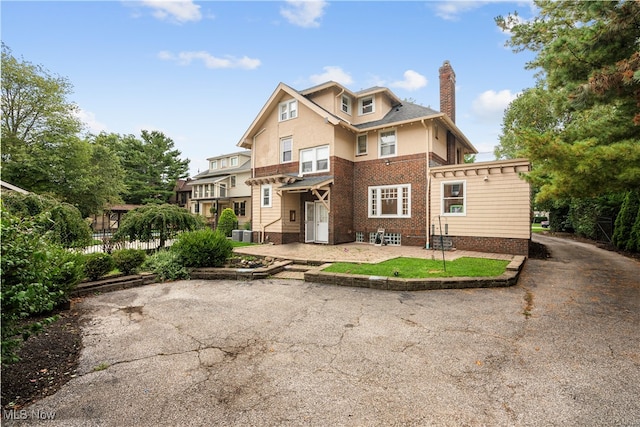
left=2, top=0, right=540, bottom=176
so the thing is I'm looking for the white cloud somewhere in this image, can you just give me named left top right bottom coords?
left=472, top=89, right=519, bottom=121
left=158, top=50, right=261, bottom=70
left=280, top=0, right=328, bottom=28
left=75, top=109, right=108, bottom=134
left=433, top=1, right=488, bottom=21
left=390, top=70, right=428, bottom=91
left=138, top=0, right=202, bottom=24
left=309, top=66, right=353, bottom=85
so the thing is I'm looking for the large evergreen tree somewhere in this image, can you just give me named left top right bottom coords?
left=97, top=131, right=190, bottom=205
left=495, top=0, right=640, bottom=202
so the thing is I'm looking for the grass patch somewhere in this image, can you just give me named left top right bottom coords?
left=230, top=241, right=256, bottom=248
left=531, top=223, right=547, bottom=233
left=323, top=257, right=509, bottom=278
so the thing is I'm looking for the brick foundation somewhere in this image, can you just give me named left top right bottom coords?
left=438, top=235, right=529, bottom=256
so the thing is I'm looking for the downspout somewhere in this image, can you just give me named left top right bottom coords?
left=422, top=119, right=431, bottom=249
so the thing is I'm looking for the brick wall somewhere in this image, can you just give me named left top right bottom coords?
left=331, top=156, right=355, bottom=244
left=255, top=162, right=298, bottom=178
left=353, top=154, right=427, bottom=247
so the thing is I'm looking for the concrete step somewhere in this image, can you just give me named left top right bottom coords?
left=272, top=271, right=306, bottom=280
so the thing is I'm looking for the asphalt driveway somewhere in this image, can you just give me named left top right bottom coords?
left=8, top=234, right=640, bottom=426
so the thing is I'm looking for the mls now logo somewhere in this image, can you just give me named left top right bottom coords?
left=3, top=409, right=56, bottom=420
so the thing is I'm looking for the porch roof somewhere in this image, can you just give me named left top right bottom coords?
left=192, top=175, right=229, bottom=185
left=279, top=175, right=334, bottom=192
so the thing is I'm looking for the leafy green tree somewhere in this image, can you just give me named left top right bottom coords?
left=99, top=131, right=190, bottom=205
left=495, top=1, right=640, bottom=202
left=1, top=44, right=126, bottom=216
left=113, top=204, right=205, bottom=249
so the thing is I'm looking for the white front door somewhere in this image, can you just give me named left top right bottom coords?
left=305, top=202, right=315, bottom=243
left=305, top=202, right=329, bottom=243
left=315, top=202, right=329, bottom=243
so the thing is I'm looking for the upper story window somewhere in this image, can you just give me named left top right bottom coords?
left=300, top=145, right=329, bottom=175
left=230, top=175, right=237, bottom=188
left=359, top=96, right=374, bottom=115
left=356, top=134, right=368, bottom=156
left=379, top=129, right=396, bottom=157
left=220, top=158, right=227, bottom=168
left=341, top=95, right=352, bottom=115
left=230, top=156, right=238, bottom=167
left=210, top=160, right=218, bottom=170
left=442, top=181, right=465, bottom=215
left=281, top=137, right=293, bottom=163
left=279, top=99, right=298, bottom=121
left=218, top=183, right=227, bottom=198
left=368, top=184, right=411, bottom=218
left=261, top=184, right=272, bottom=208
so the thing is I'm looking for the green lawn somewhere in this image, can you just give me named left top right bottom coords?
left=230, top=240, right=256, bottom=248
left=323, top=257, right=510, bottom=278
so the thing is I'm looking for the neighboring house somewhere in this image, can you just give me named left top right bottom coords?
left=172, top=178, right=193, bottom=209
left=237, top=61, right=530, bottom=255
left=189, top=151, right=252, bottom=228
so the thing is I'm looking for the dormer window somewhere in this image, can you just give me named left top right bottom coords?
left=359, top=96, right=374, bottom=115
left=230, top=156, right=238, bottom=167
left=220, top=158, right=227, bottom=168
left=210, top=160, right=218, bottom=170
left=341, top=95, right=352, bottom=115
left=279, top=99, right=298, bottom=121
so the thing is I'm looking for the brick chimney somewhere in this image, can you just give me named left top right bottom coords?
left=439, top=60, right=456, bottom=123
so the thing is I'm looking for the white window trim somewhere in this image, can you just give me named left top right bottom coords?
left=261, top=184, right=272, bottom=208
left=299, top=145, right=330, bottom=175
left=356, top=134, right=368, bottom=156
left=341, top=94, right=352, bottom=115
left=359, top=96, right=375, bottom=115
left=279, top=99, right=298, bottom=122
left=230, top=175, right=237, bottom=188
left=280, top=137, right=293, bottom=163
left=378, top=129, right=397, bottom=158
left=230, top=156, right=238, bottom=167
left=441, top=180, right=466, bottom=216
left=210, top=160, right=218, bottom=170
left=368, top=184, right=411, bottom=218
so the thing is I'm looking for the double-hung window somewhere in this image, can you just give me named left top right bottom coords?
left=230, top=175, right=237, bottom=188
left=442, top=181, right=465, bottom=215
left=210, top=160, right=217, bottom=170
left=359, top=96, right=374, bottom=115
left=230, top=156, right=238, bottom=167
left=218, top=183, right=227, bottom=198
left=234, top=201, right=246, bottom=217
left=379, top=129, right=396, bottom=157
left=261, top=184, right=272, bottom=208
left=368, top=184, right=411, bottom=218
left=281, top=137, right=293, bottom=163
left=300, top=145, right=329, bottom=174
left=356, top=134, right=368, bottom=155
left=341, top=95, right=352, bottom=115
left=279, top=99, right=297, bottom=121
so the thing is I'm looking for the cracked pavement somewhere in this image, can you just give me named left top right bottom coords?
left=9, top=235, right=640, bottom=426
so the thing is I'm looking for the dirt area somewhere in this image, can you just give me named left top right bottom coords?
left=1, top=303, right=84, bottom=412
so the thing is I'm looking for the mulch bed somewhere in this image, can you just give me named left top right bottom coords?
left=1, top=302, right=84, bottom=412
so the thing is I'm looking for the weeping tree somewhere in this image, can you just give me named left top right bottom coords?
left=113, top=204, right=205, bottom=249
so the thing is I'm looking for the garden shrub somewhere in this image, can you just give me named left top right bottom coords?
left=141, top=250, right=188, bottom=282
left=171, top=228, right=233, bottom=268
left=1, top=208, right=85, bottom=363
left=217, top=208, right=238, bottom=237
left=84, top=252, right=114, bottom=281
left=112, top=249, right=146, bottom=275
left=613, top=189, right=639, bottom=251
